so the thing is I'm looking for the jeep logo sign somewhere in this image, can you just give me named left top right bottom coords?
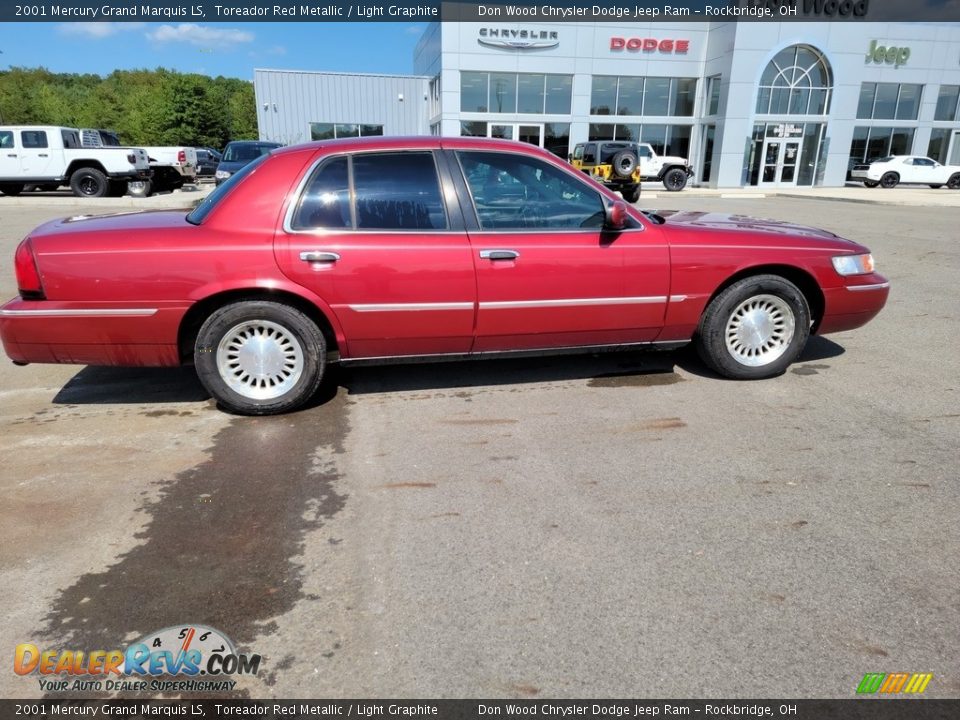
left=866, top=39, right=910, bottom=68
left=610, top=38, right=690, bottom=54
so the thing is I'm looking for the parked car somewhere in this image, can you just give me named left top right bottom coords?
left=80, top=129, right=198, bottom=196
left=850, top=155, right=960, bottom=188
left=571, top=141, right=693, bottom=198
left=0, top=125, right=151, bottom=198
left=215, top=140, right=282, bottom=185
left=0, top=137, right=889, bottom=415
left=195, top=147, right=221, bottom=178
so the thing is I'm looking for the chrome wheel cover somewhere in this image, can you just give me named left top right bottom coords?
left=217, top=320, right=304, bottom=400
left=724, top=294, right=795, bottom=367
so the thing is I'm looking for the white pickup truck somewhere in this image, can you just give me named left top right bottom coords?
left=0, top=125, right=151, bottom=198
left=81, top=129, right=198, bottom=197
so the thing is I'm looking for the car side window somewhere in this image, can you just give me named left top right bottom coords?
left=0, top=130, right=13, bottom=148
left=458, top=151, right=605, bottom=231
left=638, top=146, right=652, bottom=158
left=291, top=156, right=351, bottom=230
left=583, top=144, right=597, bottom=164
left=352, top=152, right=447, bottom=230
left=572, top=145, right=584, bottom=161
left=21, top=130, right=47, bottom=149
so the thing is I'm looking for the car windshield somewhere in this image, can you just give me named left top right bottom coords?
left=223, top=143, right=277, bottom=162
left=186, top=154, right=268, bottom=225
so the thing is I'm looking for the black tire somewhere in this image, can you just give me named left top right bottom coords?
left=928, top=184, right=943, bottom=189
left=879, top=172, right=899, bottom=189
left=0, top=183, right=24, bottom=196
left=695, top=274, right=811, bottom=380
left=127, top=179, right=152, bottom=198
left=662, top=167, right=688, bottom=191
left=194, top=300, right=326, bottom=415
left=863, top=180, right=879, bottom=188
left=611, top=150, right=638, bottom=179
left=947, top=173, right=960, bottom=190
left=107, top=181, right=127, bottom=197
left=69, top=168, right=108, bottom=197
left=621, top=185, right=640, bottom=203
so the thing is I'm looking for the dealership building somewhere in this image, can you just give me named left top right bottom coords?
left=254, top=21, right=960, bottom=188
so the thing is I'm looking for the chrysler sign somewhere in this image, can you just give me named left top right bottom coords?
left=478, top=28, right=560, bottom=51
left=610, top=37, right=691, bottom=53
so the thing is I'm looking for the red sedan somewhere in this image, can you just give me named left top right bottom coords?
left=0, top=137, right=889, bottom=415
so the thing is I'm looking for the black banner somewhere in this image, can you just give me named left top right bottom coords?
left=3, top=699, right=960, bottom=720
left=1, top=0, right=958, bottom=23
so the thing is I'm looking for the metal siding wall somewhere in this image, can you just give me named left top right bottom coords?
left=255, top=70, right=430, bottom=144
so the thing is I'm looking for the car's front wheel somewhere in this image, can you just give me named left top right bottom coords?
left=70, top=168, right=109, bottom=197
left=879, top=172, right=899, bottom=189
left=863, top=180, right=879, bottom=188
left=928, top=184, right=943, bottom=189
left=0, top=183, right=25, bottom=196
left=194, top=301, right=327, bottom=415
left=695, top=275, right=810, bottom=380
left=662, top=167, right=688, bottom=191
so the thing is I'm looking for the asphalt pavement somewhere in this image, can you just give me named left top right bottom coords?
left=0, top=193, right=957, bottom=699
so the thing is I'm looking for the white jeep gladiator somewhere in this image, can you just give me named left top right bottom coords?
left=0, top=125, right=151, bottom=198
left=81, top=129, right=198, bottom=197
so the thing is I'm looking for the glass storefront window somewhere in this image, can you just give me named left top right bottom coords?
left=895, top=85, right=921, bottom=120
left=673, top=78, right=697, bottom=116
left=890, top=127, right=914, bottom=155
left=335, top=124, right=359, bottom=138
left=588, top=124, right=615, bottom=141
left=644, top=78, right=671, bottom=116
left=517, top=74, right=545, bottom=114
left=856, top=83, right=876, bottom=119
left=707, top=76, right=721, bottom=116
left=928, top=128, right=951, bottom=163
left=545, top=76, right=572, bottom=114
left=489, top=73, right=517, bottom=113
left=617, top=77, right=644, bottom=115
left=872, top=85, right=899, bottom=119
left=460, top=121, right=487, bottom=137
left=310, top=123, right=335, bottom=141
left=310, top=123, right=382, bottom=140
left=934, top=85, right=959, bottom=121
left=859, top=83, right=923, bottom=120
left=591, top=76, right=617, bottom=115
left=756, top=44, right=832, bottom=116
left=544, top=123, right=571, bottom=159
left=701, top=125, right=716, bottom=182
left=461, top=72, right=488, bottom=112
left=850, top=126, right=916, bottom=168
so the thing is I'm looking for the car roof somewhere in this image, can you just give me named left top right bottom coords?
left=269, top=135, right=563, bottom=161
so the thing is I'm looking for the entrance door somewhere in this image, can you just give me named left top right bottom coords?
left=759, top=139, right=802, bottom=186
left=487, top=123, right=544, bottom=148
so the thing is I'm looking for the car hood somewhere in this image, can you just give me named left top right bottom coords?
left=655, top=210, right=846, bottom=241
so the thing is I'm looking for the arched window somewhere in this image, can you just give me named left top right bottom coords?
left=756, top=45, right=832, bottom=116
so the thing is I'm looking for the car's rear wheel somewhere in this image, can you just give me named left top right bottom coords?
left=695, top=275, right=810, bottom=380
left=621, top=185, right=640, bottom=203
left=879, top=172, right=899, bottom=189
left=947, top=173, right=960, bottom=189
left=863, top=180, right=879, bottom=188
left=70, top=168, right=108, bottom=197
left=928, top=184, right=943, bottom=189
left=194, top=301, right=326, bottom=415
left=662, top=167, right=688, bottom=191
left=0, top=183, right=25, bottom=196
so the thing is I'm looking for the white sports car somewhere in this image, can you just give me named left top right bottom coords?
left=850, top=155, right=960, bottom=189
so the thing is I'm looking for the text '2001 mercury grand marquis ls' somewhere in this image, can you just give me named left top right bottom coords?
left=0, top=137, right=889, bottom=415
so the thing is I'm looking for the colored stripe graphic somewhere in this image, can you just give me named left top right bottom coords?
left=857, top=672, right=932, bottom=694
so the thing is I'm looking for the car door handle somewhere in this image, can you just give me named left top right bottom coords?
left=5, top=153, right=16, bottom=158
left=38, top=153, right=48, bottom=157
left=299, top=251, right=340, bottom=263
left=479, top=249, right=519, bottom=261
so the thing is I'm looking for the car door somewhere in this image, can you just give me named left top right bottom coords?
left=18, top=129, right=55, bottom=178
left=910, top=157, right=939, bottom=184
left=452, top=148, right=670, bottom=352
left=274, top=149, right=476, bottom=359
left=0, top=129, right=18, bottom=180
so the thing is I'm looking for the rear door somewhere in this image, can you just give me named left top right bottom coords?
left=0, top=129, right=18, bottom=180
left=452, top=148, right=670, bottom=352
left=275, top=149, right=476, bottom=359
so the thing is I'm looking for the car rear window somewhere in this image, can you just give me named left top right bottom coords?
left=186, top=154, right=268, bottom=225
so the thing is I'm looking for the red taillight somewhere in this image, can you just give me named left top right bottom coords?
left=178, top=150, right=186, bottom=164
left=14, top=239, right=44, bottom=299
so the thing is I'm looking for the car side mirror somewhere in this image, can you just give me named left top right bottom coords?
left=605, top=200, right=628, bottom=230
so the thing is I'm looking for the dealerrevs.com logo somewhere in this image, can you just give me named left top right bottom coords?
left=14, top=625, right=261, bottom=693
